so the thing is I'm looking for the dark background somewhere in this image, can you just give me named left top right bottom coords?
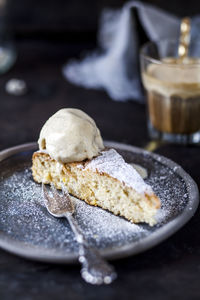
left=5, top=0, right=200, bottom=74
left=6, top=0, right=200, bottom=39
left=0, top=1, right=200, bottom=300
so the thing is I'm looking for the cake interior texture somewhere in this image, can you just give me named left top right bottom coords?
left=32, top=150, right=160, bottom=226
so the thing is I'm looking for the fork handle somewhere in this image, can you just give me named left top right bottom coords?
left=64, top=213, right=117, bottom=285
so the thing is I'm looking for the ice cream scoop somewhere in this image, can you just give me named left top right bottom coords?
left=38, top=108, right=104, bottom=163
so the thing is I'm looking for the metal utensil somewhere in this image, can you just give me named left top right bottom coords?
left=42, top=183, right=117, bottom=285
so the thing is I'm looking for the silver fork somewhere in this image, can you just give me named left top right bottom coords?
left=42, top=183, right=117, bottom=285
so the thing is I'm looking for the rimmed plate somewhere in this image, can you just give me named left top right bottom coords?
left=0, top=141, right=198, bottom=263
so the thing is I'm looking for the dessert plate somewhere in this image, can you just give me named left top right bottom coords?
left=0, top=142, right=198, bottom=263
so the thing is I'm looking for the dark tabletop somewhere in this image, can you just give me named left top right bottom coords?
left=0, top=38, right=200, bottom=300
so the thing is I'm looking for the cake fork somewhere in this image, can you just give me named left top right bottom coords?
left=42, top=183, right=117, bottom=285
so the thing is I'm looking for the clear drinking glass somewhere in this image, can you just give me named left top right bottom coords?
left=140, top=40, right=200, bottom=144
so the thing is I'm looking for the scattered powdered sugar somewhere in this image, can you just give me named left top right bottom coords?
left=0, top=169, right=76, bottom=252
left=85, top=149, right=153, bottom=194
left=0, top=158, right=148, bottom=254
left=0, top=147, right=190, bottom=258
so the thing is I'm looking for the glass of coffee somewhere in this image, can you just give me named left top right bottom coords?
left=140, top=40, right=200, bottom=144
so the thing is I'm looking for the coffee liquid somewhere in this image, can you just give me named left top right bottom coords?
left=142, top=58, right=200, bottom=134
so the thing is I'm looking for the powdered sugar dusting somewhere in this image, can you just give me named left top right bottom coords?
left=0, top=158, right=148, bottom=253
left=85, top=149, right=153, bottom=194
left=0, top=145, right=191, bottom=260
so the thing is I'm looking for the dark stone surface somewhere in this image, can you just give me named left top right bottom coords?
left=0, top=40, right=200, bottom=300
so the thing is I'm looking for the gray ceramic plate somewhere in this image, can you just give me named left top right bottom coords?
left=0, top=142, right=198, bottom=263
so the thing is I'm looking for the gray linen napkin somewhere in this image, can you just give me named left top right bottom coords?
left=63, top=1, right=199, bottom=102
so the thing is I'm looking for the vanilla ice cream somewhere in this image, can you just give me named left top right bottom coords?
left=38, top=108, right=104, bottom=163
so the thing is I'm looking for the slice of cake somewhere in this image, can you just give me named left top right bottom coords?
left=32, top=108, right=160, bottom=226
left=32, top=150, right=160, bottom=226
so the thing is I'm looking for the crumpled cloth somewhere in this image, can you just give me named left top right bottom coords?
left=63, top=1, right=200, bottom=102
